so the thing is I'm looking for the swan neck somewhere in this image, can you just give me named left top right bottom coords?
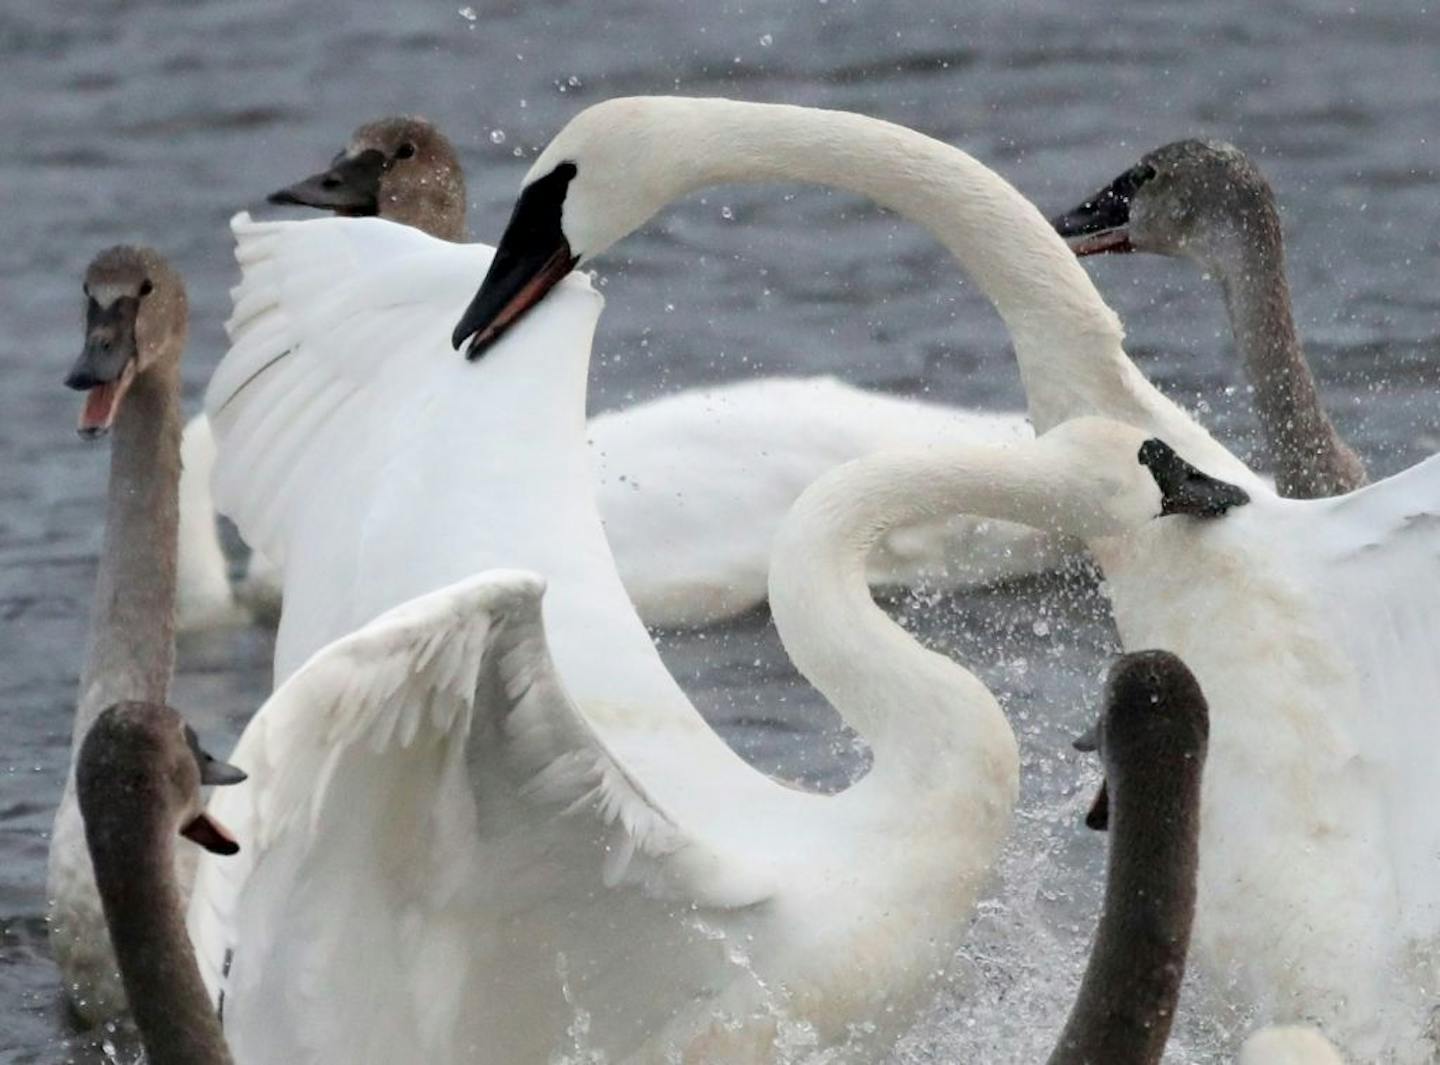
left=1217, top=217, right=1364, bottom=498
left=770, top=446, right=1048, bottom=778
left=85, top=806, right=232, bottom=1065
left=77, top=371, right=182, bottom=745
left=1046, top=759, right=1202, bottom=1065
left=666, top=101, right=1132, bottom=429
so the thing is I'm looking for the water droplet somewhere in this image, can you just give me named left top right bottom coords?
left=567, top=75, right=582, bottom=87
left=489, top=129, right=506, bottom=145
left=512, top=146, right=524, bottom=157
left=1031, top=619, right=1050, bottom=637
left=759, top=32, right=773, bottom=46
left=457, top=5, right=476, bottom=20
left=720, top=205, right=734, bottom=220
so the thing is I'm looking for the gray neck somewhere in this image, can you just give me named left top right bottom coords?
left=85, top=807, right=232, bottom=1065
left=75, top=372, right=182, bottom=746
left=1047, top=760, right=1201, bottom=1065
left=1214, top=222, right=1366, bottom=498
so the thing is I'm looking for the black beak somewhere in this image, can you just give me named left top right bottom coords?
left=451, top=161, right=580, bottom=359
left=181, top=812, right=241, bottom=856
left=267, top=149, right=386, bottom=216
left=1138, top=439, right=1251, bottom=518
left=1050, top=163, right=1154, bottom=257
left=66, top=298, right=136, bottom=392
left=1084, top=779, right=1110, bottom=832
left=67, top=297, right=141, bottom=438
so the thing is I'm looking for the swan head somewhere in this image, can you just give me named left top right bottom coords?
left=1035, top=418, right=1250, bottom=539
left=453, top=97, right=706, bottom=356
left=268, top=115, right=466, bottom=241
left=1072, top=650, right=1209, bottom=832
left=1050, top=139, right=1276, bottom=268
left=76, top=701, right=247, bottom=857
left=66, top=246, right=187, bottom=439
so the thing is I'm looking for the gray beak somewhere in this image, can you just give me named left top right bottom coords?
left=267, top=149, right=387, bottom=216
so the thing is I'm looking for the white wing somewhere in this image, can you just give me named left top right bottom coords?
left=187, top=570, right=775, bottom=1065
left=1299, top=453, right=1440, bottom=941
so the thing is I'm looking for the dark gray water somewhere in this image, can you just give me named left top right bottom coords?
left=4, top=0, right=1439, bottom=1061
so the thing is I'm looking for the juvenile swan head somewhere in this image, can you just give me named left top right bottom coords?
left=268, top=115, right=466, bottom=240
left=1050, top=139, right=1277, bottom=268
left=65, top=246, right=187, bottom=438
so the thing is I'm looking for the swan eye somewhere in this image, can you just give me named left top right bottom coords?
left=1131, top=163, right=1157, bottom=186
left=396, top=142, right=416, bottom=161
left=139, top=279, right=154, bottom=297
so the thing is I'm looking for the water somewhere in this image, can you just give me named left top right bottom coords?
left=3, top=0, right=1439, bottom=1060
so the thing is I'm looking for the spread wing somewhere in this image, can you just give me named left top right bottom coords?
left=186, top=570, right=775, bottom=1065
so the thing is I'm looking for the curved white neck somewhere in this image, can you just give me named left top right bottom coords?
left=598, top=98, right=1259, bottom=486
left=768, top=440, right=1091, bottom=785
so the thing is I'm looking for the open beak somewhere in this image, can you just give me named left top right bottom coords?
left=1138, top=439, right=1251, bottom=518
left=66, top=300, right=140, bottom=439
left=1050, top=168, right=1147, bottom=257
left=267, top=149, right=386, bottom=217
left=181, top=812, right=241, bottom=856
left=451, top=162, right=581, bottom=360
left=451, top=237, right=576, bottom=360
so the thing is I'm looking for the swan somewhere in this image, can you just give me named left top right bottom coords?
left=1049, top=139, right=1366, bottom=498
left=449, top=97, right=1440, bottom=1059
left=48, top=246, right=188, bottom=1025
left=174, top=114, right=1056, bottom=633
left=76, top=701, right=246, bottom=1065
left=1049, top=649, right=1208, bottom=1065
left=188, top=411, right=1235, bottom=1062
left=1239, top=1027, right=1347, bottom=1064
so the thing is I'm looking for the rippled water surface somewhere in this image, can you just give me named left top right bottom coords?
left=3, top=0, right=1440, bottom=1061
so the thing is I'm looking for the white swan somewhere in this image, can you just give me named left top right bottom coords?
left=176, top=382, right=1052, bottom=632
left=448, top=98, right=1440, bottom=1060
left=189, top=409, right=1212, bottom=1062
left=173, top=114, right=1055, bottom=633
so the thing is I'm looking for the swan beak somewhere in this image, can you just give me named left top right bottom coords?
left=66, top=298, right=140, bottom=439
left=181, top=812, right=241, bottom=856
left=1084, top=780, right=1110, bottom=832
left=267, top=149, right=386, bottom=216
left=1138, top=439, right=1251, bottom=518
left=1050, top=166, right=1151, bottom=256
left=451, top=238, right=577, bottom=359
left=200, top=757, right=248, bottom=788
left=1072, top=724, right=1099, bottom=753
left=452, top=162, right=580, bottom=359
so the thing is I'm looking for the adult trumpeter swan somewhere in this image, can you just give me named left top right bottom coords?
left=190, top=414, right=1237, bottom=1063
left=48, top=246, right=188, bottom=1025
left=77, top=702, right=246, bottom=1065
left=451, top=97, right=1438, bottom=1060
left=175, top=114, right=1052, bottom=632
left=1049, top=650, right=1208, bottom=1065
left=1050, top=139, right=1366, bottom=498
